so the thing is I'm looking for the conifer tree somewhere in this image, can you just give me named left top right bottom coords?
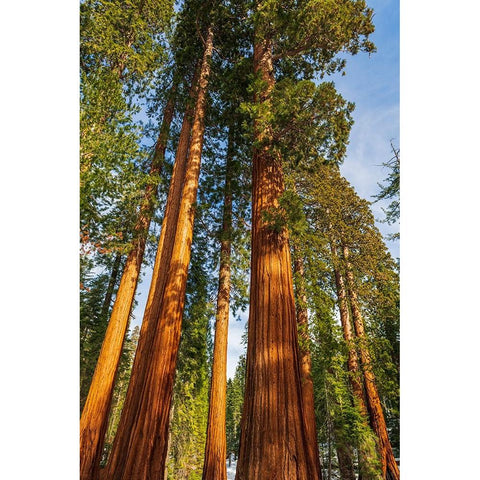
left=105, top=8, right=215, bottom=477
left=166, top=223, right=213, bottom=480
left=80, top=90, right=175, bottom=480
left=374, top=142, right=400, bottom=240
left=293, top=162, right=399, bottom=479
left=202, top=127, right=234, bottom=480
left=236, top=2, right=374, bottom=476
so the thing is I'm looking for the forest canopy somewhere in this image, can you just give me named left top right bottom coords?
left=78, top=1, right=400, bottom=479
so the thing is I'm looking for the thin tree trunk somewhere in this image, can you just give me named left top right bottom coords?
left=331, top=242, right=383, bottom=480
left=80, top=252, right=123, bottom=411
left=80, top=90, right=175, bottom=480
left=202, top=126, right=234, bottom=480
left=330, top=244, right=368, bottom=417
left=342, top=246, right=400, bottom=480
left=106, top=27, right=214, bottom=480
left=99, top=252, right=123, bottom=322
left=293, top=254, right=323, bottom=479
left=235, top=36, right=319, bottom=480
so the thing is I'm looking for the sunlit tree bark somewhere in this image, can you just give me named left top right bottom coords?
left=106, top=27, right=214, bottom=480
left=235, top=36, right=320, bottom=480
left=342, top=246, right=400, bottom=480
left=202, top=127, right=234, bottom=480
left=80, top=90, right=175, bottom=480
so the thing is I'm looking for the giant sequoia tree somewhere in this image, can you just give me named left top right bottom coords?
left=80, top=1, right=400, bottom=479
left=104, top=6, right=215, bottom=478
left=290, top=162, right=400, bottom=479
left=236, top=2, right=374, bottom=478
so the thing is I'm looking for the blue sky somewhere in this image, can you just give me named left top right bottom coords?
left=4, top=1, right=480, bottom=478
left=130, top=0, right=400, bottom=379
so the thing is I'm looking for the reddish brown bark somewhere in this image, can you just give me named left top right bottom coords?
left=235, top=36, right=319, bottom=480
left=343, top=246, right=400, bottom=480
left=79, top=91, right=175, bottom=480
left=330, top=245, right=368, bottom=418
left=202, top=127, right=234, bottom=480
left=331, top=243, right=384, bottom=480
left=104, top=67, right=199, bottom=479
left=293, top=254, right=323, bottom=479
left=105, top=27, right=214, bottom=480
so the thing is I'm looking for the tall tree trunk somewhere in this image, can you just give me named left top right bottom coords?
left=342, top=246, right=400, bottom=480
left=105, top=66, right=199, bottom=479
left=106, top=27, right=214, bottom=480
left=80, top=252, right=123, bottom=411
left=331, top=243, right=382, bottom=480
left=293, top=254, right=323, bottom=479
left=202, top=126, right=234, bottom=480
left=235, top=36, right=319, bottom=480
left=331, top=245, right=368, bottom=417
left=80, top=90, right=175, bottom=480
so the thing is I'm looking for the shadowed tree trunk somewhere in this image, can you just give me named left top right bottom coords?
left=293, top=253, right=323, bottom=479
left=333, top=417, right=356, bottom=480
left=331, top=242, right=383, bottom=480
left=99, top=252, right=123, bottom=322
left=235, top=36, right=320, bottom=480
left=105, top=27, right=214, bottom=480
left=80, top=90, right=175, bottom=480
left=202, top=126, right=234, bottom=480
left=342, top=246, right=400, bottom=480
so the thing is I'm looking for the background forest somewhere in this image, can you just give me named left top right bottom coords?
left=2, top=1, right=480, bottom=480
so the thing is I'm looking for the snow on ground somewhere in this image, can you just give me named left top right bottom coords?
left=226, top=459, right=237, bottom=480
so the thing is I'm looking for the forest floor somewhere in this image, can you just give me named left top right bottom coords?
left=227, top=459, right=237, bottom=479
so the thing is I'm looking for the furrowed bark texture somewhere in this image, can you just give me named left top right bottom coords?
left=106, top=27, right=214, bottom=480
left=235, top=37, right=319, bottom=480
left=331, top=243, right=382, bottom=480
left=80, top=92, right=175, bottom=480
left=202, top=127, right=234, bottom=480
left=105, top=69, right=198, bottom=479
left=343, top=246, right=400, bottom=480
left=331, top=245, right=368, bottom=417
left=80, top=253, right=123, bottom=411
left=293, top=255, right=323, bottom=479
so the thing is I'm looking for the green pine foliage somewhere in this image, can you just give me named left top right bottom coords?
left=166, top=218, right=214, bottom=480
left=226, top=355, right=246, bottom=461
left=79, top=0, right=399, bottom=476
left=102, top=325, right=141, bottom=465
left=373, top=142, right=400, bottom=240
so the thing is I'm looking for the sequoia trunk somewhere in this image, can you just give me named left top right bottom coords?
left=106, top=27, right=214, bottom=480
left=293, top=254, right=323, bottom=479
left=342, top=246, right=400, bottom=480
left=80, top=91, right=175, bottom=480
left=105, top=67, right=198, bottom=478
left=334, top=435, right=356, bottom=480
left=331, top=243, right=382, bottom=480
left=235, top=36, right=319, bottom=480
left=202, top=127, right=234, bottom=480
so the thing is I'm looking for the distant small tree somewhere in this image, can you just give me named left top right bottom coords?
left=373, top=142, right=400, bottom=240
